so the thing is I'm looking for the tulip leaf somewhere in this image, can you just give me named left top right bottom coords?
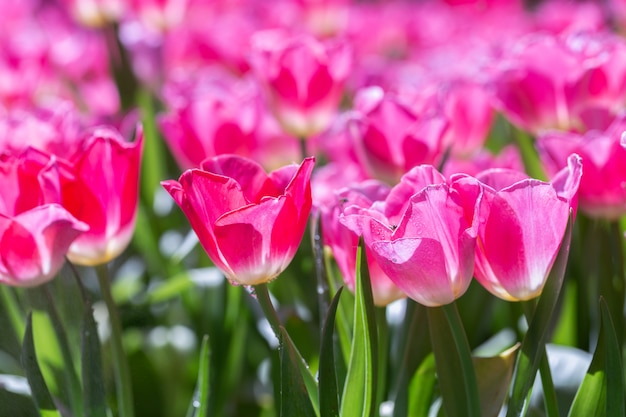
left=278, top=326, right=317, bottom=417
left=568, top=298, right=624, bottom=417
left=506, top=216, right=573, bottom=417
left=407, top=353, right=436, bottom=417
left=319, top=287, right=344, bottom=417
left=81, top=299, right=108, bottom=417
left=474, top=344, right=519, bottom=417
left=186, top=335, right=211, bottom=417
left=21, top=313, right=62, bottom=417
left=428, top=303, right=481, bottom=417
left=340, top=237, right=378, bottom=417
left=392, top=300, right=430, bottom=417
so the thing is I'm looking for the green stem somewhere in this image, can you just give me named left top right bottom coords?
left=0, top=285, right=25, bottom=344
left=442, top=303, right=481, bottom=415
left=428, top=302, right=481, bottom=417
left=523, top=301, right=559, bottom=417
left=299, top=137, right=308, bottom=161
left=41, top=284, right=83, bottom=416
left=254, top=284, right=282, bottom=340
left=254, top=283, right=320, bottom=416
left=95, top=264, right=134, bottom=417
left=376, top=307, right=388, bottom=414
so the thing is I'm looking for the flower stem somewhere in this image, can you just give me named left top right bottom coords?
left=254, top=283, right=282, bottom=340
left=523, top=300, right=559, bottom=417
left=95, top=263, right=134, bottom=417
left=42, top=283, right=84, bottom=416
left=428, top=302, right=481, bottom=417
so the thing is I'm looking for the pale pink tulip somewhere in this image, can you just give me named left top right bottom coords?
left=341, top=165, right=480, bottom=307
left=465, top=154, right=582, bottom=301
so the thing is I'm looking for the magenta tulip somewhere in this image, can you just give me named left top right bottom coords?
left=0, top=149, right=87, bottom=286
left=62, top=126, right=143, bottom=266
left=162, top=156, right=315, bottom=286
left=341, top=165, right=481, bottom=307
left=320, top=180, right=405, bottom=306
left=250, top=29, right=352, bottom=138
left=466, top=154, right=582, bottom=301
left=538, top=116, right=626, bottom=219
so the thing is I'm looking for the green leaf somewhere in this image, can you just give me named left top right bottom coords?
left=186, top=335, right=211, bottom=417
left=279, top=326, right=317, bottom=417
left=474, top=344, right=519, bottom=417
left=428, top=303, right=481, bottom=417
left=392, top=300, right=430, bottom=417
left=146, top=272, right=194, bottom=304
left=319, top=287, right=344, bottom=417
left=568, top=298, right=625, bottom=417
left=340, top=237, right=378, bottom=417
left=507, top=216, right=573, bottom=417
left=81, top=301, right=108, bottom=417
left=408, top=353, right=436, bottom=417
left=21, top=313, right=61, bottom=417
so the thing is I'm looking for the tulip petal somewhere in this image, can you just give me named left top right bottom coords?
left=371, top=238, right=458, bottom=307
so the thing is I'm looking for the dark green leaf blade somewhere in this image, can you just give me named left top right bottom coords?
left=339, top=237, right=378, bottom=417
left=279, top=326, right=317, bottom=417
left=81, top=301, right=108, bottom=417
left=186, top=335, right=211, bottom=417
left=319, top=287, right=344, bottom=417
left=21, top=313, right=61, bottom=417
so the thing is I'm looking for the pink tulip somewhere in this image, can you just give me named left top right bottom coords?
left=320, top=180, right=405, bottom=306
left=463, top=154, right=582, bottom=301
left=62, top=126, right=143, bottom=266
left=341, top=165, right=481, bottom=307
left=349, top=86, right=449, bottom=184
left=0, top=149, right=87, bottom=286
left=158, top=71, right=299, bottom=171
left=250, top=29, right=352, bottom=138
left=538, top=116, right=626, bottom=219
left=490, top=32, right=626, bottom=133
left=162, top=156, right=315, bottom=286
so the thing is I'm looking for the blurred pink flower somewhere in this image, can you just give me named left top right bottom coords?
left=62, top=126, right=143, bottom=266
left=349, top=86, right=448, bottom=184
left=341, top=165, right=480, bottom=307
left=490, top=32, right=626, bottom=133
left=162, top=156, right=314, bottom=286
left=250, top=29, right=352, bottom=138
left=0, top=149, right=87, bottom=286
left=539, top=116, right=626, bottom=219
left=158, top=71, right=299, bottom=171
left=459, top=154, right=582, bottom=301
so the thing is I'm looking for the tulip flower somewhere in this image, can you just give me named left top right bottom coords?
left=250, top=29, right=352, bottom=138
left=320, top=180, right=405, bottom=306
left=463, top=154, right=582, bottom=301
left=538, top=116, right=626, bottom=220
left=349, top=86, right=449, bottom=184
left=0, top=149, right=87, bottom=286
left=162, top=156, right=315, bottom=286
left=62, top=126, right=143, bottom=266
left=341, top=165, right=481, bottom=307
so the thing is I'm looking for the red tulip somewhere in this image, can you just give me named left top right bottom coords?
left=162, top=156, right=315, bottom=286
left=0, top=149, right=87, bottom=286
left=62, top=126, right=143, bottom=266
